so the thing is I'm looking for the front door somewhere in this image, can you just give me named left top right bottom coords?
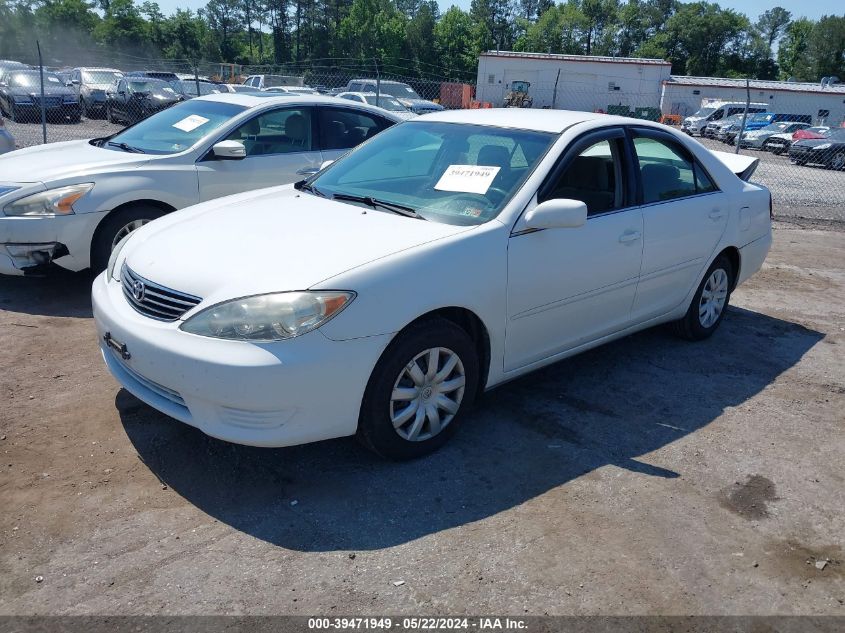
left=505, top=129, right=644, bottom=372
left=196, top=106, right=322, bottom=201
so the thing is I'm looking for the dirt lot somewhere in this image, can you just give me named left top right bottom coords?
left=0, top=222, right=843, bottom=615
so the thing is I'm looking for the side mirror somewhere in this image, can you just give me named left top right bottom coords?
left=212, top=140, right=246, bottom=160
left=320, top=159, right=335, bottom=170
left=524, top=198, right=587, bottom=230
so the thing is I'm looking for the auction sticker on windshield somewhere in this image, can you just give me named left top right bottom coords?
left=172, top=115, right=210, bottom=133
left=435, top=165, right=500, bottom=195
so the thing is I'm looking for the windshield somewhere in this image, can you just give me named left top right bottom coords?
left=310, top=121, right=555, bottom=225
left=10, top=72, right=64, bottom=88
left=126, top=79, right=177, bottom=98
left=749, top=113, right=773, bottom=122
left=691, top=107, right=716, bottom=118
left=363, top=95, right=406, bottom=111
left=380, top=83, right=422, bottom=100
left=83, top=70, right=121, bottom=84
left=762, top=123, right=788, bottom=132
left=171, top=80, right=221, bottom=96
left=828, top=129, right=845, bottom=141
left=106, top=100, right=246, bottom=154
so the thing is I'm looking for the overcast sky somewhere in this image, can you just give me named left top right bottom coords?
left=153, top=0, right=833, bottom=26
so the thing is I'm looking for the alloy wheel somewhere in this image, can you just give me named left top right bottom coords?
left=831, top=152, right=845, bottom=170
left=111, top=219, right=149, bottom=250
left=390, top=347, right=466, bottom=442
left=699, top=268, right=729, bottom=328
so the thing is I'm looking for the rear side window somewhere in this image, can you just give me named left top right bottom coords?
left=633, top=135, right=717, bottom=203
left=318, top=107, right=393, bottom=150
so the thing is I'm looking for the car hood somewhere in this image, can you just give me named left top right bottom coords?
left=122, top=187, right=473, bottom=304
left=9, top=86, right=74, bottom=97
left=793, top=138, right=839, bottom=148
left=0, top=140, right=150, bottom=183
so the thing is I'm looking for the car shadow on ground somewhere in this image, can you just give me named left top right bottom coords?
left=118, top=306, right=823, bottom=552
left=0, top=268, right=94, bottom=318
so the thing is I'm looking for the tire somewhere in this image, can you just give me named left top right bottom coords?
left=670, top=255, right=734, bottom=341
left=829, top=151, right=845, bottom=171
left=90, top=204, right=167, bottom=273
left=80, top=99, right=88, bottom=119
left=106, top=104, right=115, bottom=124
left=357, top=318, right=479, bottom=460
left=772, top=144, right=787, bottom=155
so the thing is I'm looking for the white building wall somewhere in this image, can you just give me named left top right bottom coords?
left=660, top=83, right=845, bottom=126
left=476, top=54, right=671, bottom=112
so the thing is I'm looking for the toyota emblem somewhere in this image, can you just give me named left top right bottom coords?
left=131, top=279, right=145, bottom=302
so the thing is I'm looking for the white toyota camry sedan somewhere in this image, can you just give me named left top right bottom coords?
left=93, top=109, right=773, bottom=459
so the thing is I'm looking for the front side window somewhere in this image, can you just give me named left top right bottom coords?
left=107, top=100, right=246, bottom=154
left=227, top=107, right=313, bottom=156
left=633, top=135, right=717, bottom=203
left=309, top=121, right=555, bottom=225
left=318, top=107, right=392, bottom=151
left=542, top=138, right=623, bottom=216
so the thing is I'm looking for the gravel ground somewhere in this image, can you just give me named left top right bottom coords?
left=0, top=221, right=843, bottom=615
left=3, top=117, right=844, bottom=225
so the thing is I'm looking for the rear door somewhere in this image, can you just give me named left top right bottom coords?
left=196, top=105, right=323, bottom=201
left=628, top=127, right=728, bottom=321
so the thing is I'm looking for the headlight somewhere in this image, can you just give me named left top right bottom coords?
left=3, top=183, right=94, bottom=217
left=180, top=291, right=355, bottom=341
left=815, top=143, right=832, bottom=150
left=107, top=232, right=133, bottom=281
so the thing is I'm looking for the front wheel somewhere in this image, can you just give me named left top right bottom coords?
left=670, top=255, right=734, bottom=341
left=829, top=151, right=845, bottom=171
left=106, top=104, right=115, bottom=124
left=358, top=318, right=479, bottom=460
left=90, top=205, right=166, bottom=273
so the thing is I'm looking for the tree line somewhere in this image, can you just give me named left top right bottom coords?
left=1, top=0, right=843, bottom=83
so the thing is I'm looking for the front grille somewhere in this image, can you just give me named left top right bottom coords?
left=34, top=96, right=62, bottom=108
left=121, top=264, right=201, bottom=321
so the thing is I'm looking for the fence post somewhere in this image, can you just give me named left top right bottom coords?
left=194, top=63, right=201, bottom=98
left=735, top=78, right=750, bottom=155
left=552, top=68, right=561, bottom=110
left=36, top=40, right=47, bottom=144
left=374, top=57, right=380, bottom=107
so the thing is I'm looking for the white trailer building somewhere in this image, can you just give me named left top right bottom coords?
left=661, top=76, right=845, bottom=126
left=475, top=51, right=672, bottom=113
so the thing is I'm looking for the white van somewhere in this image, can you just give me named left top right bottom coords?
left=682, top=101, right=769, bottom=136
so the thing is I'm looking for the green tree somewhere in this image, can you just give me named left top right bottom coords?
left=777, top=17, right=813, bottom=80
left=755, top=6, right=790, bottom=53
left=434, top=6, right=477, bottom=77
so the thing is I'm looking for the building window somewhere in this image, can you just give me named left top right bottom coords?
left=487, top=74, right=495, bottom=85
left=693, top=90, right=701, bottom=95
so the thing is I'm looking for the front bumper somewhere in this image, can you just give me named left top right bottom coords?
left=92, top=273, right=392, bottom=447
left=738, top=136, right=765, bottom=148
left=788, top=146, right=825, bottom=163
left=13, top=102, right=80, bottom=116
left=0, top=211, right=107, bottom=274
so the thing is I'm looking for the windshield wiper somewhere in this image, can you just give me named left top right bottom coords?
left=294, top=179, right=325, bottom=197
left=332, top=193, right=424, bottom=220
left=107, top=141, right=145, bottom=154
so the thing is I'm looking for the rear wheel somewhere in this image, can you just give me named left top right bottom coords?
left=90, top=204, right=166, bottom=273
left=671, top=255, right=734, bottom=341
left=829, top=151, right=845, bottom=171
left=357, top=318, right=479, bottom=460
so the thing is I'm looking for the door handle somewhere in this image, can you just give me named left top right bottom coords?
left=709, top=209, right=725, bottom=221
left=296, top=167, right=319, bottom=176
left=619, top=230, right=641, bottom=244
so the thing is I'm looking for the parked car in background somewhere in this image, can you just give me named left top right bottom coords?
left=344, top=78, right=444, bottom=114
left=0, top=69, right=81, bottom=123
left=242, top=74, right=304, bottom=90
left=69, top=67, right=123, bottom=118
left=91, top=109, right=772, bottom=459
left=264, top=86, right=320, bottom=96
left=788, top=128, right=845, bottom=169
left=705, top=113, right=742, bottom=139
left=738, top=121, right=810, bottom=149
left=0, top=113, right=15, bottom=154
left=337, top=92, right=416, bottom=120
left=681, top=102, right=768, bottom=136
left=105, top=77, right=181, bottom=124
left=215, top=83, right=262, bottom=94
left=168, top=79, right=222, bottom=100
left=0, top=60, right=30, bottom=85
left=125, top=70, right=180, bottom=83
left=326, top=87, right=346, bottom=96
left=763, top=126, right=829, bottom=155
left=0, top=93, right=403, bottom=276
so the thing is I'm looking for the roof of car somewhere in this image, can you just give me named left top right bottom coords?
left=75, top=67, right=122, bottom=72
left=192, top=92, right=406, bottom=120
left=412, top=108, right=610, bottom=133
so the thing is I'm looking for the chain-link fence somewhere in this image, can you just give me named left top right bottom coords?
left=2, top=47, right=843, bottom=224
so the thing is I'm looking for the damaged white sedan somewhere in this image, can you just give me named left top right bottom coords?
left=93, top=108, right=772, bottom=459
